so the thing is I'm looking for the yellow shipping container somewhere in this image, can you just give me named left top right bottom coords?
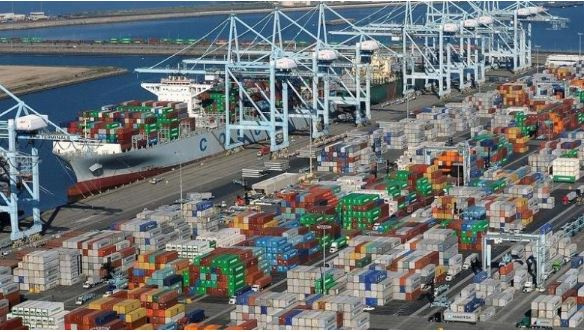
left=113, top=299, right=141, bottom=314
left=264, top=220, right=278, bottom=228
left=88, top=298, right=111, bottom=310
left=164, top=303, right=186, bottom=318
left=125, top=307, right=147, bottom=323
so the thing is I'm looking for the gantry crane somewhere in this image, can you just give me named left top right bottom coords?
left=136, top=4, right=381, bottom=152
left=482, top=226, right=551, bottom=287
left=0, top=84, right=95, bottom=241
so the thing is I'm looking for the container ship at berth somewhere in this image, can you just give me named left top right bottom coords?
left=53, top=76, right=310, bottom=199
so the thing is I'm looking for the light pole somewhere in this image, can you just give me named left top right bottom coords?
left=578, top=32, right=583, bottom=59
left=179, top=159, right=183, bottom=210
left=317, top=224, right=332, bottom=294
left=404, top=84, right=413, bottom=119
left=534, top=45, right=541, bottom=74
left=309, top=115, right=313, bottom=176
left=175, top=152, right=184, bottom=210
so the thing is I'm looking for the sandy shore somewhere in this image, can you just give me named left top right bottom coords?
left=0, top=65, right=127, bottom=98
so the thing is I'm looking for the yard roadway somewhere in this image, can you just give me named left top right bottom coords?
left=384, top=206, right=584, bottom=330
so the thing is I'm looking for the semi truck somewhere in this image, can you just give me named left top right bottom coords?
left=443, top=309, right=479, bottom=324
left=251, top=275, right=272, bottom=292
left=462, top=253, right=479, bottom=270
left=329, top=237, right=348, bottom=253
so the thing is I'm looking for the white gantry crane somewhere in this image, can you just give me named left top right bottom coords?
left=331, top=0, right=568, bottom=99
left=0, top=84, right=96, bottom=241
left=136, top=4, right=380, bottom=153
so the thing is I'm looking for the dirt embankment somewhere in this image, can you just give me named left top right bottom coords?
left=0, top=65, right=127, bottom=98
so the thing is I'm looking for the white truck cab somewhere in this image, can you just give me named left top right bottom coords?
left=523, top=281, right=534, bottom=293
left=462, top=253, right=479, bottom=270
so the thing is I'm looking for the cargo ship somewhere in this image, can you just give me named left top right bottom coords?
left=53, top=77, right=309, bottom=199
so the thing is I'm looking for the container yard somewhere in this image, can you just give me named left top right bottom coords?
left=0, top=1, right=583, bottom=331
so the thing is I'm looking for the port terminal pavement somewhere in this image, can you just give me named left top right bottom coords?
left=6, top=66, right=551, bottom=328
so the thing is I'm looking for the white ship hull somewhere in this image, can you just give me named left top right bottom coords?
left=53, top=118, right=309, bottom=198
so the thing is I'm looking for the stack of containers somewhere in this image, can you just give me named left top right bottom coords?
left=0, top=299, right=7, bottom=324
left=384, top=270, right=423, bottom=301
left=499, top=125, right=530, bottom=154
left=64, top=307, right=126, bottom=330
left=286, top=266, right=346, bottom=297
left=146, top=267, right=185, bottom=295
left=230, top=291, right=369, bottom=330
left=311, top=295, right=369, bottom=329
left=444, top=282, right=486, bottom=323
left=288, top=310, right=338, bottom=330
left=404, top=119, right=434, bottom=145
left=67, top=101, right=190, bottom=149
left=196, top=228, right=245, bottom=248
left=165, top=239, right=213, bottom=260
left=463, top=90, right=501, bottom=117
left=57, top=248, right=83, bottom=286
left=12, top=250, right=60, bottom=292
left=9, top=301, right=67, bottom=330
left=182, top=196, right=219, bottom=236
left=336, top=193, right=390, bottom=231
left=378, top=121, right=406, bottom=150
left=458, top=205, right=488, bottom=250
left=0, top=267, right=19, bottom=310
left=277, top=185, right=341, bottom=220
left=448, top=103, right=479, bottom=132
left=138, top=290, right=185, bottom=327
left=129, top=251, right=191, bottom=292
left=280, top=229, right=321, bottom=264
left=336, top=176, right=368, bottom=192
left=551, top=157, right=580, bottom=182
left=317, top=134, right=374, bottom=174
left=416, top=107, right=454, bottom=137
left=416, top=228, right=462, bottom=276
left=346, top=267, right=392, bottom=306
left=121, top=205, right=191, bottom=252
left=231, top=212, right=279, bottom=236
left=422, top=164, right=448, bottom=192
left=498, top=83, right=529, bottom=107
left=191, top=247, right=271, bottom=297
left=431, top=195, right=475, bottom=220
left=529, top=152, right=556, bottom=173
left=530, top=295, right=563, bottom=328
left=331, top=236, right=401, bottom=272
left=229, top=291, right=298, bottom=329
left=251, top=236, right=299, bottom=273
left=490, top=111, right=514, bottom=131
left=61, top=230, right=134, bottom=283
